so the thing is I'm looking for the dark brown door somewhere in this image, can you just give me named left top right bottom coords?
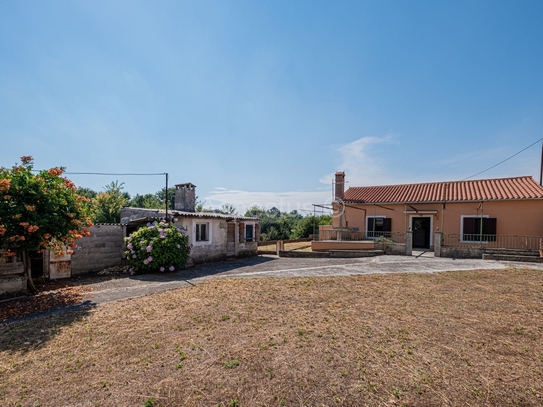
left=412, top=217, right=431, bottom=249
left=227, top=223, right=236, bottom=256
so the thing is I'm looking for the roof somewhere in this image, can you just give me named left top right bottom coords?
left=343, top=176, right=543, bottom=204
left=120, top=207, right=259, bottom=225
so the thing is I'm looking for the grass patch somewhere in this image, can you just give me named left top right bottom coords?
left=0, top=268, right=542, bottom=406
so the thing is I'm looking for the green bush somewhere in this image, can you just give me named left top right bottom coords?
left=124, top=219, right=191, bottom=272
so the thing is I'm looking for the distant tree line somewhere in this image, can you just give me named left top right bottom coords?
left=77, top=181, right=331, bottom=240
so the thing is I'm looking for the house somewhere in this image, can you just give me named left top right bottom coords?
left=0, top=182, right=259, bottom=299
left=120, top=182, right=260, bottom=263
left=313, top=171, right=543, bottom=256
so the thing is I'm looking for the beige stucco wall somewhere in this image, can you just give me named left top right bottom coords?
left=335, top=199, right=543, bottom=239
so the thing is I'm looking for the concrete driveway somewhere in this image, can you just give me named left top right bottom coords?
left=87, top=254, right=543, bottom=306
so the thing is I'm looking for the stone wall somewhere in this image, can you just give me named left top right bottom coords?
left=71, top=224, right=124, bottom=275
left=0, top=253, right=26, bottom=299
left=374, top=242, right=407, bottom=255
left=439, top=246, right=483, bottom=259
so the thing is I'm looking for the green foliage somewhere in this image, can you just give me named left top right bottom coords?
left=291, top=215, right=332, bottom=239
left=129, top=193, right=162, bottom=209
left=155, top=187, right=175, bottom=209
left=0, top=156, right=93, bottom=256
left=75, top=187, right=97, bottom=200
left=124, top=219, right=191, bottom=273
left=92, top=181, right=129, bottom=223
left=244, top=206, right=330, bottom=241
left=202, top=203, right=237, bottom=215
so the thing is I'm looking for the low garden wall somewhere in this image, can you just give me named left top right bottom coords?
left=0, top=254, right=26, bottom=299
left=71, top=224, right=124, bottom=275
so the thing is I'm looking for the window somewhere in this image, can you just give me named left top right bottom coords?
left=196, top=223, right=208, bottom=241
left=245, top=224, right=254, bottom=242
left=461, top=216, right=496, bottom=242
left=366, top=216, right=391, bottom=239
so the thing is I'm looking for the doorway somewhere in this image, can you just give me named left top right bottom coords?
left=226, top=222, right=236, bottom=257
left=412, top=217, right=431, bottom=249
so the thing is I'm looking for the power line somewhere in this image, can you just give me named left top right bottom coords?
left=461, top=137, right=543, bottom=181
left=31, top=170, right=165, bottom=176
left=65, top=172, right=165, bottom=176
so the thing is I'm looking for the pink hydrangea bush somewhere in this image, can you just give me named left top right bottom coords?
left=124, top=219, right=191, bottom=273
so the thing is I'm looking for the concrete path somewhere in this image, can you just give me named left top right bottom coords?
left=4, top=254, right=542, bottom=326
left=86, top=254, right=543, bottom=306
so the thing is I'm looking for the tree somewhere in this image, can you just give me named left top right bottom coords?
left=291, top=215, right=332, bottom=239
left=92, top=181, right=129, bottom=224
left=0, top=156, right=93, bottom=293
left=75, top=187, right=97, bottom=200
left=129, top=193, right=162, bottom=209
left=155, top=187, right=175, bottom=209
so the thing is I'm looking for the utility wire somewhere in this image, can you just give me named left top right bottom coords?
left=31, top=170, right=165, bottom=176
left=461, top=137, right=543, bottom=181
left=65, top=172, right=165, bottom=176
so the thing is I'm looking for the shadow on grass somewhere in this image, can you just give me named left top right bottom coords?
left=0, top=300, right=96, bottom=352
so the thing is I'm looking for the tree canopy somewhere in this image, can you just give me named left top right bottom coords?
left=0, top=156, right=93, bottom=292
left=244, top=206, right=331, bottom=241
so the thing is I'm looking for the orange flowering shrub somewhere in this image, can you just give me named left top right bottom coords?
left=0, top=156, right=93, bottom=268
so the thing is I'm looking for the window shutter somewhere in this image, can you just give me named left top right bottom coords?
left=484, top=218, right=497, bottom=235
left=239, top=222, right=245, bottom=243
left=463, top=217, right=476, bottom=235
left=383, top=218, right=392, bottom=232
left=255, top=223, right=260, bottom=242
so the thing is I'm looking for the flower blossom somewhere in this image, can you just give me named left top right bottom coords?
left=146, top=245, right=152, bottom=252
left=169, top=266, right=175, bottom=271
left=160, top=267, right=165, bottom=272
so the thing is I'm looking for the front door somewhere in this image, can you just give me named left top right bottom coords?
left=226, top=222, right=236, bottom=257
left=412, top=217, right=431, bottom=249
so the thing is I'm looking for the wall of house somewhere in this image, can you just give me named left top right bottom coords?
left=176, top=218, right=228, bottom=264
left=336, top=199, right=543, bottom=242
left=0, top=252, right=26, bottom=299
left=71, top=224, right=124, bottom=276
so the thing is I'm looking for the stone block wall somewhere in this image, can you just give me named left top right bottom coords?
left=0, top=253, right=26, bottom=299
left=374, top=242, right=407, bottom=255
left=71, top=224, right=124, bottom=275
left=439, top=246, right=483, bottom=259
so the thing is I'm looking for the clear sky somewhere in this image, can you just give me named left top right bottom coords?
left=1, top=0, right=542, bottom=214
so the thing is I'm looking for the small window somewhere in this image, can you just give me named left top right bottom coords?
left=461, top=216, right=496, bottom=242
left=245, top=224, right=254, bottom=242
left=196, top=223, right=208, bottom=241
left=367, top=217, right=391, bottom=239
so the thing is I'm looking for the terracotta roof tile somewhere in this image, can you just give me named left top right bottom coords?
left=343, top=176, right=543, bottom=203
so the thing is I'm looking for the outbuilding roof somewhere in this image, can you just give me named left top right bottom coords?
left=120, top=207, right=259, bottom=225
left=343, top=176, right=543, bottom=204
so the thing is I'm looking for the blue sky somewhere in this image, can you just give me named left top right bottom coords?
left=1, top=0, right=543, bottom=214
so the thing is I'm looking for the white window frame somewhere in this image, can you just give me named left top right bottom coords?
left=460, top=215, right=489, bottom=244
left=194, top=221, right=211, bottom=245
left=409, top=214, right=434, bottom=248
left=245, top=223, right=255, bottom=242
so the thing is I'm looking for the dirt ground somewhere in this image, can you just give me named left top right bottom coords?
left=0, top=267, right=542, bottom=406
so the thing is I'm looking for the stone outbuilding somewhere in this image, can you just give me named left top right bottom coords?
left=120, top=182, right=260, bottom=263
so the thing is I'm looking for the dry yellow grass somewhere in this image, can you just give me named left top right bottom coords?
left=1, top=268, right=542, bottom=406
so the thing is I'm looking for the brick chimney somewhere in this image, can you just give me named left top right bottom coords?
left=335, top=171, right=345, bottom=201
left=174, top=183, right=196, bottom=212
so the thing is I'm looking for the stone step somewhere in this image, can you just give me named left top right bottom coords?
left=482, top=253, right=543, bottom=263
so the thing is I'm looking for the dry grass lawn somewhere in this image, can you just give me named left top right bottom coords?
left=1, top=268, right=542, bottom=407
